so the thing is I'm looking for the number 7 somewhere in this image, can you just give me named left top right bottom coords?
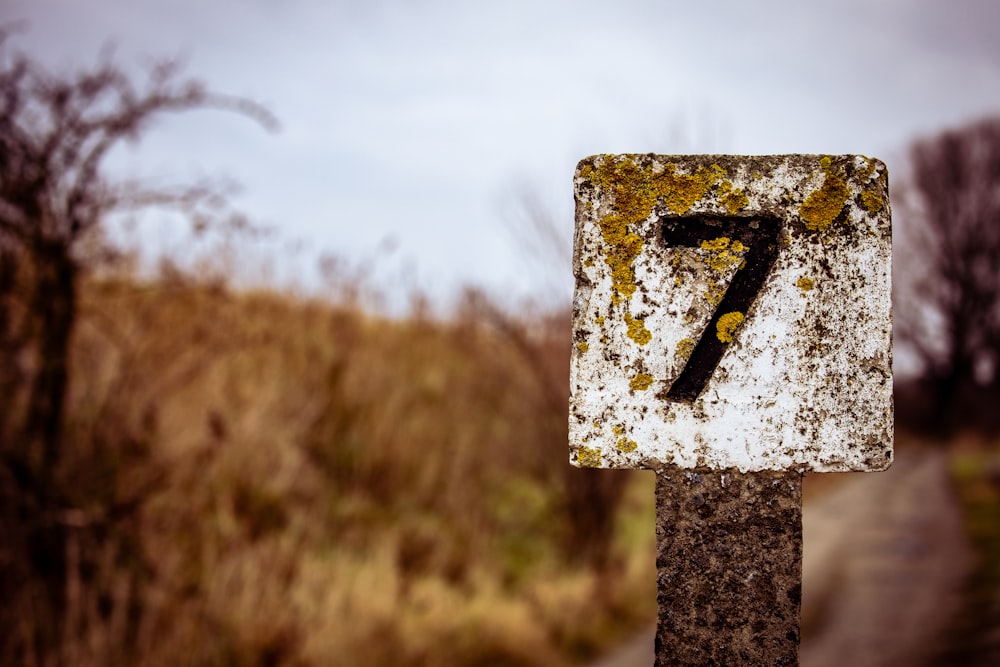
left=661, top=217, right=782, bottom=402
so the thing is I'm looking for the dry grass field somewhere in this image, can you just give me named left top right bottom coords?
left=9, top=269, right=1000, bottom=666
left=23, top=272, right=657, bottom=666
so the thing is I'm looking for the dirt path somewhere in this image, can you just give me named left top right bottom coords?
left=587, top=449, right=974, bottom=667
left=800, top=448, right=973, bottom=666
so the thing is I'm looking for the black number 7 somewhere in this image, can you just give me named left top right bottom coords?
left=661, top=217, right=781, bottom=403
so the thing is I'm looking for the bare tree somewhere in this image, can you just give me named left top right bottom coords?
left=0, top=29, right=276, bottom=661
left=895, top=116, right=1000, bottom=432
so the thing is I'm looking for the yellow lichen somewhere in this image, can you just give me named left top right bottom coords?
left=576, top=446, right=602, bottom=467
left=721, top=188, right=749, bottom=214
left=859, top=156, right=878, bottom=182
left=676, top=337, right=695, bottom=361
left=625, top=313, right=652, bottom=345
left=659, top=162, right=728, bottom=214
left=616, top=437, right=638, bottom=453
left=630, top=373, right=654, bottom=391
left=701, top=237, right=731, bottom=252
left=800, top=157, right=849, bottom=232
left=796, top=276, right=815, bottom=292
left=601, top=227, right=643, bottom=304
left=585, top=159, right=648, bottom=301
left=699, top=236, right=748, bottom=306
left=701, top=236, right=747, bottom=274
left=860, top=190, right=883, bottom=213
left=582, top=157, right=729, bottom=303
left=576, top=341, right=589, bottom=353
left=716, top=312, right=745, bottom=343
left=612, top=425, right=625, bottom=436
left=704, top=280, right=725, bottom=306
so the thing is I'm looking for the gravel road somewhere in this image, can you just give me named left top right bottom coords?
left=588, top=449, right=974, bottom=667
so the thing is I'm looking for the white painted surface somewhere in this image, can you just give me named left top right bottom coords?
left=569, top=154, right=892, bottom=472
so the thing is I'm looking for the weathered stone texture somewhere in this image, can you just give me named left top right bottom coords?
left=569, top=154, right=893, bottom=473
left=655, top=470, right=802, bottom=666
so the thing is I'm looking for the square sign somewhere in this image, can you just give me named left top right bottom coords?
left=569, top=154, right=892, bottom=473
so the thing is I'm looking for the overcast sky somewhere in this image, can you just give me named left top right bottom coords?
left=6, top=0, right=1000, bottom=305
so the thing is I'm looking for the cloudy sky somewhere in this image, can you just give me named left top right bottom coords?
left=5, top=0, right=1000, bottom=304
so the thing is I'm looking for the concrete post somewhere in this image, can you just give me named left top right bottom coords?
left=567, top=154, right=892, bottom=666
left=654, top=470, right=801, bottom=666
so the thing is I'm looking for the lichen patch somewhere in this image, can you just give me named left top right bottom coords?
left=616, top=437, right=638, bottom=453
left=800, top=157, right=849, bottom=232
left=676, top=337, right=695, bottom=361
left=701, top=237, right=747, bottom=275
left=625, top=313, right=652, bottom=346
left=716, top=312, right=745, bottom=343
left=630, top=372, right=654, bottom=391
left=861, top=190, right=884, bottom=213
left=575, top=446, right=602, bottom=467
